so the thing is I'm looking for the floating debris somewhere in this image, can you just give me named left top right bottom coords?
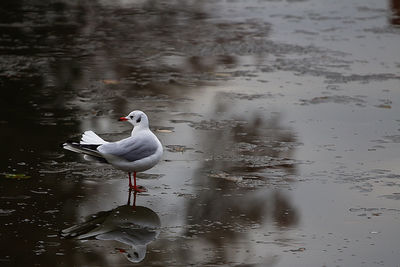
left=102, top=79, right=120, bottom=85
left=166, top=145, right=193, bottom=153
left=214, top=72, right=232, bottom=77
left=375, top=104, right=391, bottom=109
left=2, top=173, right=31, bottom=179
left=289, top=247, right=306, bottom=252
left=157, top=129, right=174, bottom=133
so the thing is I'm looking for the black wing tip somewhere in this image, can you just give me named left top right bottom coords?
left=62, top=142, right=101, bottom=152
left=80, top=144, right=101, bottom=150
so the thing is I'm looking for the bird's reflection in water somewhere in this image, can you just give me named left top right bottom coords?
left=61, top=190, right=161, bottom=263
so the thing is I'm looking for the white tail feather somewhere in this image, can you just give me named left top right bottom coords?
left=80, top=131, right=107, bottom=145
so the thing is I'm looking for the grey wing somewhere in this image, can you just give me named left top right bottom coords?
left=97, top=135, right=158, bottom=162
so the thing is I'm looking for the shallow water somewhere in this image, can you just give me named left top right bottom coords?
left=1, top=0, right=400, bottom=266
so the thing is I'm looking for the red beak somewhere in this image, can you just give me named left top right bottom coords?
left=118, top=117, right=128, bottom=121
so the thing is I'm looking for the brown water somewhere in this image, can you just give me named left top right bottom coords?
left=1, top=0, right=400, bottom=266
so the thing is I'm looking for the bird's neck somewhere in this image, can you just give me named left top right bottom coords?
left=131, top=125, right=149, bottom=136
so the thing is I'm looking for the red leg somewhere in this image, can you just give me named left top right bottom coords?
left=128, top=172, right=147, bottom=192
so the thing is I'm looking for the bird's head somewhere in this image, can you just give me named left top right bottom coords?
left=119, top=110, right=149, bottom=128
left=116, top=245, right=147, bottom=263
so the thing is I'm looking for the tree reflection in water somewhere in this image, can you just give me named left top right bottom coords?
left=186, top=104, right=299, bottom=264
left=145, top=97, right=300, bottom=265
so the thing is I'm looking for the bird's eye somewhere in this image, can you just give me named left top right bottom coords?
left=130, top=116, right=134, bottom=119
left=127, top=254, right=131, bottom=258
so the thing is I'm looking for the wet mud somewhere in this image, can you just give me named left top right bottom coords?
left=1, top=0, right=400, bottom=266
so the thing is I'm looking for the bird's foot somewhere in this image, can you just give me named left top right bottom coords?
left=129, top=185, right=147, bottom=193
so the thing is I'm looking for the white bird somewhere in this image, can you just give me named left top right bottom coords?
left=63, top=110, right=163, bottom=192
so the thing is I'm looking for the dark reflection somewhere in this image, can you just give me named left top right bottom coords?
left=61, top=190, right=160, bottom=264
left=390, top=0, right=400, bottom=25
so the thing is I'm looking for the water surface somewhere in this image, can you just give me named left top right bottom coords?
left=1, top=0, right=400, bottom=266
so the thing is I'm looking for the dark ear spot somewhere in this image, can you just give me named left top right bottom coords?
left=136, top=115, right=141, bottom=123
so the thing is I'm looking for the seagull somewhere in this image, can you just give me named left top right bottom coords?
left=63, top=110, right=163, bottom=192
